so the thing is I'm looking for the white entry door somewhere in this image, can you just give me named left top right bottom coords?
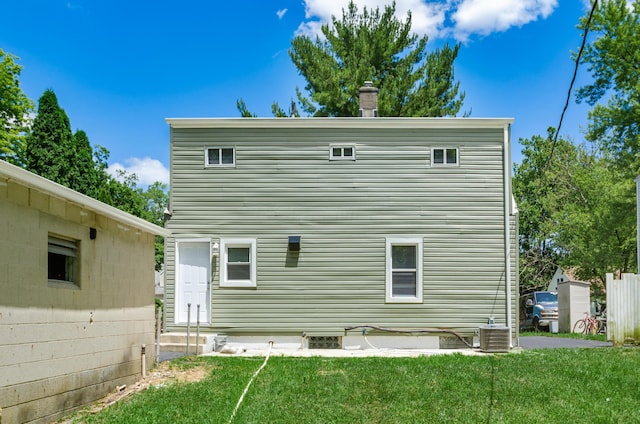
left=176, top=240, right=211, bottom=324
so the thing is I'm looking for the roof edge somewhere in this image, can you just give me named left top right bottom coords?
left=0, top=160, right=170, bottom=237
left=165, top=117, right=514, bottom=129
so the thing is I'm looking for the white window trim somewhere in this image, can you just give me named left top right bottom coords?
left=204, top=146, right=236, bottom=167
left=431, top=147, right=459, bottom=166
left=48, top=235, right=80, bottom=288
left=329, top=144, right=356, bottom=161
left=220, top=238, right=257, bottom=287
left=385, top=237, right=423, bottom=303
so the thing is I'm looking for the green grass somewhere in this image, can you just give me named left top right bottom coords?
left=520, top=331, right=608, bottom=342
left=67, top=348, right=640, bottom=424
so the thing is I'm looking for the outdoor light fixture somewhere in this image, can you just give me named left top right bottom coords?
left=212, top=242, right=219, bottom=256
left=288, top=235, right=301, bottom=252
left=89, top=227, right=97, bottom=240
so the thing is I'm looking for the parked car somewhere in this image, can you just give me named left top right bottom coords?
left=519, top=291, right=558, bottom=331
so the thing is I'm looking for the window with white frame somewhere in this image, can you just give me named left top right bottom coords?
left=205, top=147, right=235, bottom=167
left=329, top=144, right=356, bottom=160
left=386, top=237, right=423, bottom=303
left=220, top=238, right=257, bottom=287
left=432, top=148, right=458, bottom=166
left=48, top=235, right=79, bottom=286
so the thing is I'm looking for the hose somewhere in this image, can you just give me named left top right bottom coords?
left=344, top=325, right=474, bottom=349
left=227, top=341, right=274, bottom=424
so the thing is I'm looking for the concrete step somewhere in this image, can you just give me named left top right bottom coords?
left=160, top=333, right=212, bottom=344
left=160, top=342, right=210, bottom=354
left=159, top=333, right=216, bottom=354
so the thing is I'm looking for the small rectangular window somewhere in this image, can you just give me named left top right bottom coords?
left=205, top=147, right=235, bottom=167
left=330, top=145, right=356, bottom=161
left=48, top=235, right=79, bottom=285
left=386, top=237, right=423, bottom=303
left=432, top=148, right=458, bottom=166
left=220, top=238, right=257, bottom=287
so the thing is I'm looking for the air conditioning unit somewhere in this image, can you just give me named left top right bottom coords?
left=479, top=325, right=510, bottom=352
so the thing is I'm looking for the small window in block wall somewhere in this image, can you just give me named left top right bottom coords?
left=48, top=235, right=79, bottom=287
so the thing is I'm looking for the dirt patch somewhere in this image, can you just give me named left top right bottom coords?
left=56, top=362, right=210, bottom=422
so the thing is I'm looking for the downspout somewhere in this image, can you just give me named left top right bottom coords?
left=503, top=123, right=513, bottom=347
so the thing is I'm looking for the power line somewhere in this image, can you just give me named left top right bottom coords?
left=547, top=0, right=599, bottom=164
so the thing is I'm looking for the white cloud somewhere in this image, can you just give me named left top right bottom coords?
left=108, top=157, right=169, bottom=187
left=277, top=8, right=288, bottom=19
left=295, top=0, right=560, bottom=42
left=296, top=0, right=448, bottom=39
left=452, top=0, right=558, bottom=42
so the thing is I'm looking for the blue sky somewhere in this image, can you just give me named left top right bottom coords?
left=1, top=0, right=595, bottom=186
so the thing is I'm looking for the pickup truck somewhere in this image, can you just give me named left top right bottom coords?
left=519, top=291, right=558, bottom=331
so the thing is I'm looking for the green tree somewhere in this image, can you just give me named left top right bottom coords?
left=25, top=89, right=74, bottom=185
left=513, top=130, right=568, bottom=293
left=70, top=129, right=101, bottom=197
left=142, top=181, right=169, bottom=271
left=289, top=1, right=464, bottom=117
left=92, top=145, right=168, bottom=270
left=0, top=49, right=34, bottom=165
left=568, top=0, right=640, bottom=281
left=514, top=129, right=635, bottom=294
left=102, top=169, right=146, bottom=216
left=25, top=89, right=169, bottom=269
left=236, top=98, right=257, bottom=118
left=577, top=0, right=640, bottom=174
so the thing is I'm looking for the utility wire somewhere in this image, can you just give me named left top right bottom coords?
left=547, top=0, right=599, bottom=164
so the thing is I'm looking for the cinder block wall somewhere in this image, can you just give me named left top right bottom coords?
left=0, top=180, right=157, bottom=423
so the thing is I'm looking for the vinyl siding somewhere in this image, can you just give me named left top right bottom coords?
left=166, top=122, right=516, bottom=335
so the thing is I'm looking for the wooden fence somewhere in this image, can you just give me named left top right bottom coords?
left=606, top=273, right=640, bottom=346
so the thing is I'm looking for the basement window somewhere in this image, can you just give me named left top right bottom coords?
left=432, top=148, right=458, bottom=166
left=330, top=145, right=356, bottom=161
left=205, top=147, right=235, bottom=167
left=48, top=235, right=79, bottom=287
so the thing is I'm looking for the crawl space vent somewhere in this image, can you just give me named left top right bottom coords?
left=479, top=325, right=510, bottom=353
left=308, top=336, right=341, bottom=349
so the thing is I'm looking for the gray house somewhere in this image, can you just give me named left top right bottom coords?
left=164, top=109, right=518, bottom=350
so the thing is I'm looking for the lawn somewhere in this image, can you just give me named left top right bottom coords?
left=67, top=348, right=639, bottom=424
left=520, top=331, right=608, bottom=342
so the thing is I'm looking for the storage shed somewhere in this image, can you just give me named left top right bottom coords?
left=0, top=160, right=169, bottom=423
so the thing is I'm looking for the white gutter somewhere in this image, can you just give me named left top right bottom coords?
left=0, top=160, right=170, bottom=237
left=503, top=123, right=513, bottom=347
left=166, top=117, right=514, bottom=130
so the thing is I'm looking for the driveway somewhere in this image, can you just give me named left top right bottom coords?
left=519, top=336, right=612, bottom=349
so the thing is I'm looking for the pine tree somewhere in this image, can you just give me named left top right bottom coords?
left=289, top=1, right=465, bottom=117
left=70, top=129, right=100, bottom=197
left=25, top=89, right=74, bottom=185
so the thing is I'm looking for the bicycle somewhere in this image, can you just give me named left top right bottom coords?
left=573, top=312, right=599, bottom=334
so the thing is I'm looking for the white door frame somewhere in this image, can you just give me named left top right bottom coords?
left=175, top=238, right=212, bottom=325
